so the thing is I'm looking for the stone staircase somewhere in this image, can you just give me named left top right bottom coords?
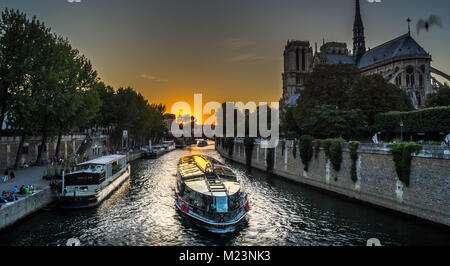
left=76, top=135, right=92, bottom=156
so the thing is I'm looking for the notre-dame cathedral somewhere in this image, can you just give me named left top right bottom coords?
left=280, top=0, right=449, bottom=111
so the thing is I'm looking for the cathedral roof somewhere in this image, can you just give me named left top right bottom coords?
left=357, top=33, right=431, bottom=69
left=324, top=54, right=355, bottom=65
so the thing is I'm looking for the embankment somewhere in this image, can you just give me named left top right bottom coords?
left=216, top=141, right=450, bottom=227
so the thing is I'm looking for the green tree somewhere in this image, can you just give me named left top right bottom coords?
left=348, top=74, right=413, bottom=126
left=303, top=105, right=367, bottom=140
left=280, top=106, right=299, bottom=138
left=426, top=85, right=450, bottom=108
left=293, top=64, right=360, bottom=128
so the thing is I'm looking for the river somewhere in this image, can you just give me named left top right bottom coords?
left=0, top=143, right=448, bottom=246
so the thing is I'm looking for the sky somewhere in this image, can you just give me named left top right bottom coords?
left=1, top=0, right=450, bottom=120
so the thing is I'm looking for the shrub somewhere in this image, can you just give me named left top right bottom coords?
left=299, top=135, right=315, bottom=171
left=348, top=141, right=360, bottom=182
left=266, top=148, right=274, bottom=172
left=222, top=137, right=234, bottom=156
left=375, top=106, right=450, bottom=134
left=322, top=138, right=345, bottom=172
left=244, top=137, right=255, bottom=168
left=391, top=143, right=422, bottom=187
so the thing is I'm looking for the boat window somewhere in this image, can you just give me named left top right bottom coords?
left=215, top=197, right=228, bottom=213
left=65, top=173, right=104, bottom=186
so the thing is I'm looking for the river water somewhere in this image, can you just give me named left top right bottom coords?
left=0, top=144, right=448, bottom=246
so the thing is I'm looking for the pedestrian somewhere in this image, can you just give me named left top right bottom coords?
left=9, top=171, right=15, bottom=183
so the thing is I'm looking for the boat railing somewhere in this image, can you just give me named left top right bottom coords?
left=177, top=194, right=248, bottom=222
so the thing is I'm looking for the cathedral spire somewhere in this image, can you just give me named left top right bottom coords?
left=353, top=0, right=366, bottom=62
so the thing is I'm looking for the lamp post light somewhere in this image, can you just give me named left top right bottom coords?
left=400, top=121, right=404, bottom=143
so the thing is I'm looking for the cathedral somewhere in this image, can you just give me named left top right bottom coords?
left=280, top=0, right=449, bottom=111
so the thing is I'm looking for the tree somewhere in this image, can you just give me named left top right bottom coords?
left=426, top=85, right=450, bottom=108
left=302, top=105, right=367, bottom=140
left=52, top=42, right=99, bottom=158
left=0, top=9, right=49, bottom=137
left=293, top=64, right=360, bottom=129
left=348, top=74, right=413, bottom=126
left=280, top=107, right=299, bottom=138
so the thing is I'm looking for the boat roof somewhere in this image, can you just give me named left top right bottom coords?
left=78, top=154, right=126, bottom=166
left=178, top=155, right=240, bottom=196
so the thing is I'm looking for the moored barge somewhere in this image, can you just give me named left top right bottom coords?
left=57, top=155, right=130, bottom=209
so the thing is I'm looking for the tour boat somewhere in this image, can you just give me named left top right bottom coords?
left=143, top=149, right=158, bottom=159
left=175, top=155, right=250, bottom=231
left=57, top=154, right=130, bottom=209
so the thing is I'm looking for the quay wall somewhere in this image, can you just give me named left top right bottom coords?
left=0, top=151, right=144, bottom=231
left=216, top=141, right=450, bottom=227
left=0, top=134, right=110, bottom=170
left=0, top=186, right=56, bottom=231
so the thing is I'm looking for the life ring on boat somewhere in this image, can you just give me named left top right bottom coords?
left=181, top=204, right=189, bottom=213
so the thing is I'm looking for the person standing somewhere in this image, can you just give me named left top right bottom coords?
left=9, top=171, right=15, bottom=183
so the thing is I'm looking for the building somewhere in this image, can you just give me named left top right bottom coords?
left=280, top=0, right=450, bottom=110
left=279, top=41, right=313, bottom=109
left=163, top=113, right=176, bottom=138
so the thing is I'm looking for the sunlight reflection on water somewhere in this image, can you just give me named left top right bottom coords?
left=0, top=143, right=449, bottom=246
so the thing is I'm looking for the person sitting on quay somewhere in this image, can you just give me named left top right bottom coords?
left=19, top=185, right=26, bottom=195
left=7, top=191, right=16, bottom=201
left=1, top=191, right=15, bottom=202
left=0, top=192, right=8, bottom=203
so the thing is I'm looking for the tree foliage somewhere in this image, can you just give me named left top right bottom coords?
left=391, top=143, right=422, bottom=187
left=348, top=74, right=413, bottom=126
left=425, top=86, right=450, bottom=108
left=293, top=64, right=360, bottom=128
left=299, top=135, right=314, bottom=171
left=0, top=8, right=167, bottom=166
left=374, top=106, right=450, bottom=134
left=303, top=105, right=367, bottom=140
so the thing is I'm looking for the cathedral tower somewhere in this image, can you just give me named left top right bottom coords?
left=280, top=40, right=313, bottom=110
left=353, top=0, right=366, bottom=62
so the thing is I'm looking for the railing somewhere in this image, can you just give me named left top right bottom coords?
left=176, top=193, right=248, bottom=223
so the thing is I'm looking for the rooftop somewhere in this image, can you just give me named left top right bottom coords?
left=358, top=33, right=430, bottom=69
left=78, top=154, right=126, bottom=166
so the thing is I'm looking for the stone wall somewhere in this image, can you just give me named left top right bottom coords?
left=0, top=186, right=56, bottom=231
left=217, top=140, right=450, bottom=227
left=0, top=151, right=143, bottom=231
left=0, top=135, right=110, bottom=170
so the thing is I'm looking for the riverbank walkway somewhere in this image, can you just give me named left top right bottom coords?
left=0, top=166, right=49, bottom=207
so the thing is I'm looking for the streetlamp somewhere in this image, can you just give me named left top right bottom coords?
left=400, top=121, right=404, bottom=143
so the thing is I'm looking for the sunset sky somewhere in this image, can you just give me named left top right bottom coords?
left=2, top=0, right=450, bottom=120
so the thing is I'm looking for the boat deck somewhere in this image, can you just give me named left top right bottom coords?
left=178, top=155, right=240, bottom=197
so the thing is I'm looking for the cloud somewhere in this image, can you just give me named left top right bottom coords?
left=140, top=73, right=168, bottom=82
left=225, top=37, right=252, bottom=50
left=230, top=53, right=272, bottom=62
